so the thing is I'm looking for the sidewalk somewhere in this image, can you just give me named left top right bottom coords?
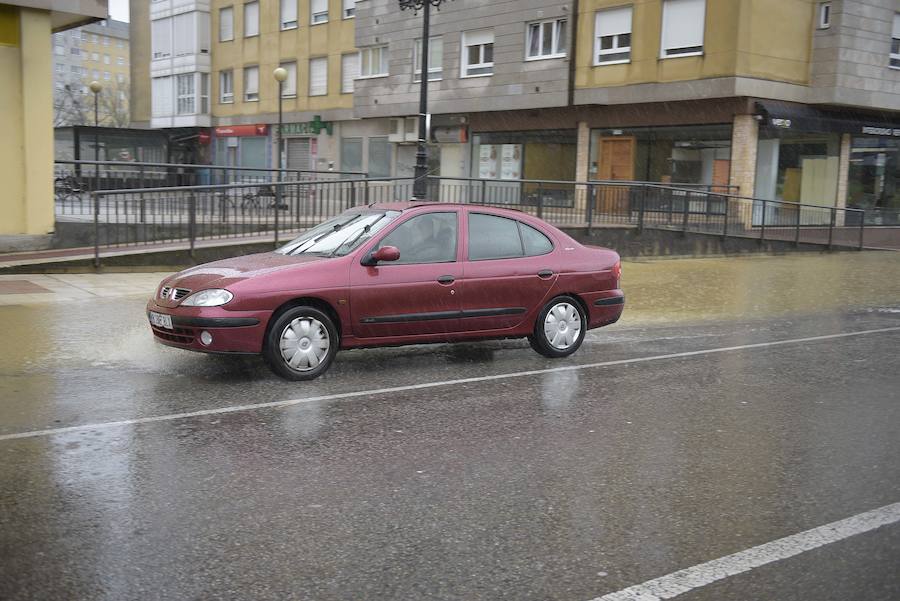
left=0, top=273, right=171, bottom=306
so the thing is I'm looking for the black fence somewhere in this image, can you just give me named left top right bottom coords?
left=83, top=176, right=866, bottom=265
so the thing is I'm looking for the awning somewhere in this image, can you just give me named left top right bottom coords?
left=755, top=100, right=900, bottom=137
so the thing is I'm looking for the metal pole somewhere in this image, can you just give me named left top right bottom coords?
left=827, top=207, right=835, bottom=250
left=274, top=80, right=283, bottom=246
left=412, top=2, right=430, bottom=199
left=93, top=192, right=100, bottom=268
left=858, top=210, right=865, bottom=250
left=794, top=204, right=801, bottom=247
left=93, top=94, right=99, bottom=193
left=637, top=184, right=645, bottom=232
left=759, top=199, right=766, bottom=243
left=586, top=183, right=594, bottom=235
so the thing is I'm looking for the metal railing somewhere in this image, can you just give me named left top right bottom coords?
left=81, top=176, right=867, bottom=265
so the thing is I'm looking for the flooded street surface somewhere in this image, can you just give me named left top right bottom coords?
left=1, top=251, right=899, bottom=600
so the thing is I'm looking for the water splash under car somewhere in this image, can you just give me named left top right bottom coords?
left=147, top=203, right=624, bottom=380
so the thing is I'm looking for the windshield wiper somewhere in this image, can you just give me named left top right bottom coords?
left=329, top=215, right=386, bottom=257
left=290, top=216, right=362, bottom=255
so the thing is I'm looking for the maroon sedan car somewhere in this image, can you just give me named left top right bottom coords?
left=147, top=202, right=624, bottom=380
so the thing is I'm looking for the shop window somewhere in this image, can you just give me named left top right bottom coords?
left=414, top=37, right=443, bottom=82
left=847, top=136, right=899, bottom=219
left=754, top=134, right=840, bottom=206
left=360, top=46, right=389, bottom=78
left=280, top=61, right=297, bottom=97
left=526, top=18, right=566, bottom=60
left=244, top=2, right=259, bottom=37
left=891, top=13, right=900, bottom=69
left=342, top=53, right=360, bottom=93
left=462, top=29, right=494, bottom=77
left=311, top=0, right=328, bottom=24
left=244, top=65, right=259, bottom=101
left=220, top=70, right=234, bottom=103
left=661, top=0, right=705, bottom=57
left=594, top=6, right=632, bottom=65
left=817, top=2, right=831, bottom=29
left=343, top=0, right=356, bottom=19
left=368, top=137, right=391, bottom=178
left=341, top=138, right=363, bottom=173
left=281, top=0, right=297, bottom=30
left=309, top=57, right=328, bottom=96
left=219, top=7, right=234, bottom=42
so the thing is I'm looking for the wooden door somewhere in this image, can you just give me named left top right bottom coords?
left=597, top=137, right=635, bottom=215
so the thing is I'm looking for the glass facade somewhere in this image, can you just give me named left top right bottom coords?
left=755, top=132, right=841, bottom=206
left=847, top=136, right=899, bottom=224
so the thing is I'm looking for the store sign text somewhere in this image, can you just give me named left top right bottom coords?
left=861, top=126, right=900, bottom=137
left=278, top=116, right=333, bottom=136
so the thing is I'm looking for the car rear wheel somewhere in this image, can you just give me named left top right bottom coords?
left=264, top=306, right=338, bottom=380
left=528, top=296, right=586, bottom=358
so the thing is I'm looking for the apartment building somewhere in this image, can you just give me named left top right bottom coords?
left=52, top=18, right=130, bottom=127
left=131, top=0, right=900, bottom=214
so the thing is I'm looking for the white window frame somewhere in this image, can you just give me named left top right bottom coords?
left=594, top=6, right=632, bottom=66
left=281, top=0, right=298, bottom=30
left=341, top=52, right=360, bottom=93
left=176, top=73, right=196, bottom=115
left=309, top=56, right=328, bottom=96
left=343, top=0, right=356, bottom=19
left=817, top=2, right=831, bottom=29
left=461, top=29, right=494, bottom=78
left=311, top=0, right=328, bottom=24
left=244, top=1, right=260, bottom=38
left=280, top=61, right=297, bottom=97
left=359, top=45, right=389, bottom=78
left=660, top=0, right=706, bottom=58
left=152, top=18, right=172, bottom=59
left=220, top=69, right=234, bottom=103
left=219, top=7, right=234, bottom=42
left=525, top=18, right=567, bottom=61
left=414, top=36, right=443, bottom=82
left=891, top=13, right=900, bottom=70
left=244, top=65, right=259, bottom=101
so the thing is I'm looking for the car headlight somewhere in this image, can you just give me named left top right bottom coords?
left=181, top=289, right=234, bottom=307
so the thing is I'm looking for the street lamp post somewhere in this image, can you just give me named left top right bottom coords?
left=272, top=67, right=288, bottom=245
left=400, top=0, right=452, bottom=200
left=89, top=80, right=102, bottom=193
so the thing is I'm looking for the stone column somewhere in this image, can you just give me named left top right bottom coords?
left=575, top=121, right=590, bottom=215
left=728, top=114, right=759, bottom=228
left=835, top=133, right=851, bottom=227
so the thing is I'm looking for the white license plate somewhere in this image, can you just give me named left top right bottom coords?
left=149, top=311, right=173, bottom=330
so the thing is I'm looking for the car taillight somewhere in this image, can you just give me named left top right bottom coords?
left=612, top=260, right=621, bottom=283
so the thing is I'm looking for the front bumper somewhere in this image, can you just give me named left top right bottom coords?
left=146, top=299, right=272, bottom=354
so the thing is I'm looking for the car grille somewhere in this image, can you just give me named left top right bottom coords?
left=160, top=286, right=191, bottom=301
left=151, top=325, right=195, bottom=345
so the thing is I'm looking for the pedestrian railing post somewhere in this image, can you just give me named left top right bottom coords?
left=828, top=207, right=836, bottom=250
left=480, top=179, right=487, bottom=205
left=759, top=199, right=767, bottom=243
left=637, top=185, right=646, bottom=233
left=722, top=196, right=729, bottom=239
left=681, top=192, right=690, bottom=235
left=537, top=184, right=544, bottom=219
left=794, top=204, right=801, bottom=247
left=93, top=192, right=100, bottom=268
left=858, top=210, right=865, bottom=250
left=364, top=179, right=370, bottom=205
left=586, top=184, right=594, bottom=234
left=139, top=165, right=146, bottom=223
left=188, top=193, right=196, bottom=257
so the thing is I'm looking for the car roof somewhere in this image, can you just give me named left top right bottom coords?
left=367, top=201, right=528, bottom=219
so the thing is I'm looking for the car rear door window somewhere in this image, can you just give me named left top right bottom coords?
left=377, top=212, right=458, bottom=264
left=468, top=213, right=525, bottom=260
left=519, top=222, right=554, bottom=256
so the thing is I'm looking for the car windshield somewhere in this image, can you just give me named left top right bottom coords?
left=274, top=210, right=401, bottom=257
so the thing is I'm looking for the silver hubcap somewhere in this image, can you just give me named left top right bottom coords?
left=544, top=302, right=582, bottom=350
left=279, top=317, right=330, bottom=371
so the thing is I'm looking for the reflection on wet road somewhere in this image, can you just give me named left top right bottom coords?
left=0, top=252, right=899, bottom=600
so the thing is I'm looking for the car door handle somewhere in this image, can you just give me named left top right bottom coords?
left=437, top=275, right=455, bottom=285
left=537, top=270, right=554, bottom=279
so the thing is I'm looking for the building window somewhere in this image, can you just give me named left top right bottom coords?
left=92, top=52, right=99, bottom=61
left=200, top=73, right=209, bottom=114
left=244, top=65, right=259, bottom=101
left=281, top=0, right=297, bottom=30
left=104, top=71, right=111, bottom=80
left=341, top=52, right=359, bottom=93
left=152, top=19, right=171, bottom=59
left=93, top=69, right=99, bottom=79
left=341, top=138, right=363, bottom=172
left=103, top=36, right=110, bottom=46
left=70, top=47, right=81, bottom=56
left=54, top=45, right=64, bottom=56
left=117, top=57, right=125, bottom=65
left=661, top=0, right=705, bottom=57
left=359, top=45, right=389, bottom=77
left=309, top=57, right=328, bottom=95
left=220, top=70, right=234, bottom=103
left=817, top=2, right=831, bottom=29
left=892, top=13, right=900, bottom=69
left=462, top=29, right=493, bottom=77
left=81, top=31, right=89, bottom=41
left=368, top=137, right=391, bottom=178
left=104, top=53, right=110, bottom=64
left=117, top=73, right=125, bottom=83
left=91, top=34, right=98, bottom=43
left=414, top=36, right=443, bottom=82
left=176, top=73, right=195, bottom=115
left=117, top=39, right=125, bottom=48
left=244, top=2, right=260, bottom=37
left=220, top=7, right=234, bottom=41
left=526, top=18, right=566, bottom=60
left=311, top=0, right=328, bottom=24
left=174, top=13, right=196, bottom=56
left=594, top=7, right=632, bottom=65
left=343, top=0, right=355, bottom=19
left=280, top=61, right=297, bottom=97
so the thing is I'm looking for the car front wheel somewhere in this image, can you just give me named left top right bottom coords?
left=264, top=306, right=338, bottom=380
left=529, top=296, right=586, bottom=358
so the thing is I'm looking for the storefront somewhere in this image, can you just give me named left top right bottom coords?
left=212, top=124, right=270, bottom=181
left=848, top=132, right=899, bottom=224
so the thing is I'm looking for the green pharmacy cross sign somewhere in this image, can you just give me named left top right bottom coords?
left=278, top=115, right=333, bottom=136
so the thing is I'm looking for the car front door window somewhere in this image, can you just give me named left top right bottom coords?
left=376, top=212, right=458, bottom=264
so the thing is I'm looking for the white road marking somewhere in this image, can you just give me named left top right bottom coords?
left=590, top=502, right=900, bottom=601
left=1, top=326, right=898, bottom=443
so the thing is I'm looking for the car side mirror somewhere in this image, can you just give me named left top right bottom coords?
left=363, top=245, right=400, bottom=266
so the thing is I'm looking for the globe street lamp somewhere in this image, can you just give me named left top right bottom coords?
left=89, top=80, right=102, bottom=193
left=399, top=0, right=452, bottom=199
left=272, top=67, right=288, bottom=245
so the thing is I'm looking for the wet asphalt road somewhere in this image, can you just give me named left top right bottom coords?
left=1, top=253, right=900, bottom=600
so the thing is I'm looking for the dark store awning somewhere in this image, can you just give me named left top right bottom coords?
left=755, top=100, right=900, bottom=137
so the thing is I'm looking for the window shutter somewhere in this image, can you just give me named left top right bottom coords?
left=311, top=0, right=328, bottom=19
left=342, top=53, right=359, bottom=93
left=198, top=13, right=210, bottom=53
left=465, top=29, right=493, bottom=47
left=343, top=0, right=355, bottom=17
left=281, top=62, right=297, bottom=96
left=281, top=0, right=297, bottom=27
left=173, top=13, right=194, bottom=56
left=219, top=8, right=233, bottom=41
left=596, top=6, right=631, bottom=37
left=661, top=0, right=705, bottom=53
left=151, top=19, right=172, bottom=58
left=245, top=66, right=259, bottom=95
left=310, top=57, right=328, bottom=95
left=152, top=76, right=172, bottom=117
left=244, top=2, right=259, bottom=37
